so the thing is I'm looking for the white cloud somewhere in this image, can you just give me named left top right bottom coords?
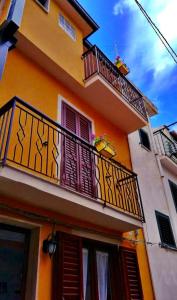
left=113, top=3, right=124, bottom=15
left=113, top=0, right=136, bottom=15
left=113, top=0, right=177, bottom=96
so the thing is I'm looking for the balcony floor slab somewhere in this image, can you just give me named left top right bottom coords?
left=0, top=166, right=142, bottom=232
left=160, top=156, right=177, bottom=176
left=84, top=74, right=147, bottom=133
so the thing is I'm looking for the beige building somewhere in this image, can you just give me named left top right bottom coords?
left=129, top=116, right=177, bottom=300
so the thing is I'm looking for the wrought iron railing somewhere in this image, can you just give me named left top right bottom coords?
left=154, top=129, right=177, bottom=164
left=82, top=46, right=147, bottom=120
left=0, top=97, right=144, bottom=221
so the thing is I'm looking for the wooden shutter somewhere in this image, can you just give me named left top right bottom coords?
left=61, top=104, right=79, bottom=190
left=109, top=246, right=122, bottom=300
left=61, top=103, right=94, bottom=197
left=64, top=105, right=77, bottom=134
left=53, top=232, right=83, bottom=300
left=120, top=248, right=143, bottom=300
left=79, top=116, right=94, bottom=197
left=79, top=116, right=90, bottom=142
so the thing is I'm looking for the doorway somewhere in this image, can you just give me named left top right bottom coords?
left=0, top=224, right=30, bottom=300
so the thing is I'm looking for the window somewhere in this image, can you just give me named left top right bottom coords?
left=139, top=128, right=151, bottom=150
left=155, top=211, right=176, bottom=247
left=53, top=233, right=143, bottom=300
left=35, top=0, right=49, bottom=11
left=169, top=180, right=177, bottom=211
left=53, top=233, right=120, bottom=300
left=59, top=14, right=76, bottom=40
left=83, top=246, right=113, bottom=300
left=0, top=224, right=30, bottom=299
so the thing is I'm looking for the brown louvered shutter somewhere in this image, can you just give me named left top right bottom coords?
left=61, top=104, right=79, bottom=190
left=62, top=103, right=94, bottom=197
left=53, top=232, right=83, bottom=300
left=79, top=116, right=90, bottom=142
left=78, top=116, right=94, bottom=197
left=120, top=248, right=143, bottom=300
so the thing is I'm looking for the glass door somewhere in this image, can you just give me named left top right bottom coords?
left=0, top=224, right=30, bottom=300
left=82, top=247, right=112, bottom=300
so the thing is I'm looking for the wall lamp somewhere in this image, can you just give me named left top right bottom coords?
left=42, top=224, right=57, bottom=258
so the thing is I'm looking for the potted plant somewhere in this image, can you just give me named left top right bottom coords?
left=115, top=56, right=123, bottom=68
left=115, top=56, right=130, bottom=76
left=92, top=134, right=116, bottom=159
left=119, top=63, right=129, bottom=75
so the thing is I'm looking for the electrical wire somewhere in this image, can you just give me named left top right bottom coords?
left=167, top=121, right=177, bottom=128
left=134, top=0, right=177, bottom=64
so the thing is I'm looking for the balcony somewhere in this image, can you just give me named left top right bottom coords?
left=0, top=97, right=144, bottom=231
left=82, top=46, right=148, bottom=133
left=14, top=31, right=148, bottom=133
left=154, top=129, right=177, bottom=173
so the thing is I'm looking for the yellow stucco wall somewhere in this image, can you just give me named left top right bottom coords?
left=136, top=229, right=155, bottom=300
left=122, top=230, right=155, bottom=300
left=19, top=0, right=85, bottom=85
left=0, top=49, right=131, bottom=168
left=0, top=48, right=155, bottom=299
left=1, top=196, right=153, bottom=300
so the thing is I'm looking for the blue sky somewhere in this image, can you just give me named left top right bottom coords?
left=79, top=0, right=177, bottom=130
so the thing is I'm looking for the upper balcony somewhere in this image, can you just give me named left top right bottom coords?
left=154, top=128, right=177, bottom=173
left=82, top=46, right=148, bottom=133
left=0, top=97, right=144, bottom=232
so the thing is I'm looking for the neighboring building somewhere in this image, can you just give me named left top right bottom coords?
left=0, top=1, right=154, bottom=299
left=129, top=118, right=177, bottom=300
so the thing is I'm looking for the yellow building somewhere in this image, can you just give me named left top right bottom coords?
left=0, top=1, right=155, bottom=299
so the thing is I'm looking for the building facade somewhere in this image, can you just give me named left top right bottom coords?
left=0, top=1, right=154, bottom=299
left=129, top=122, right=177, bottom=300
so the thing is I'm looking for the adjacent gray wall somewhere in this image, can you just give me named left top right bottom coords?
left=129, top=126, right=177, bottom=300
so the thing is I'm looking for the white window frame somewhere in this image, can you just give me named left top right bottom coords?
left=59, top=14, right=76, bottom=41
left=35, top=0, right=50, bottom=13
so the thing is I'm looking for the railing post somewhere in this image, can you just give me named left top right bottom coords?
left=95, top=46, right=100, bottom=74
left=2, top=99, right=16, bottom=167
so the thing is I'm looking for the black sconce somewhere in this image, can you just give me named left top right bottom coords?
left=42, top=224, right=57, bottom=258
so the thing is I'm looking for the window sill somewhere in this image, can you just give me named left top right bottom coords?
left=159, top=242, right=177, bottom=252
left=35, top=0, right=49, bottom=13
